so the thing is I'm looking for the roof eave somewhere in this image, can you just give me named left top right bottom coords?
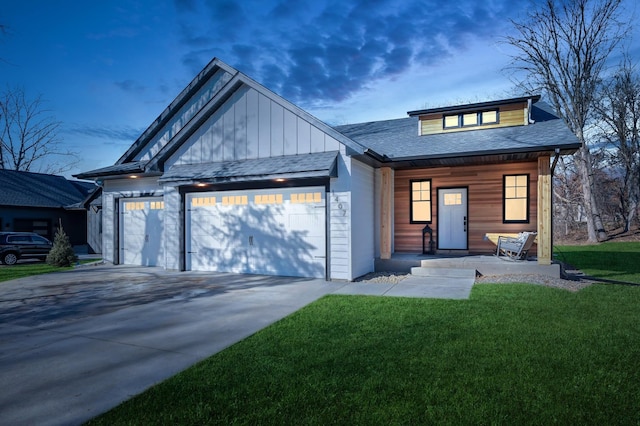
left=407, top=95, right=542, bottom=117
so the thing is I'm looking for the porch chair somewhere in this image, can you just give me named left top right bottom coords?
left=495, top=231, right=537, bottom=261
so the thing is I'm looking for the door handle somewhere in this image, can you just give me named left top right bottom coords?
left=249, top=235, right=254, bottom=246
left=463, top=216, right=467, bottom=232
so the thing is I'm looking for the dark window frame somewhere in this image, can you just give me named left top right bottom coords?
left=443, top=109, right=500, bottom=129
left=410, top=179, right=432, bottom=224
left=503, top=173, right=530, bottom=223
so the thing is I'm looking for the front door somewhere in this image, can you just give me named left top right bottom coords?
left=438, top=188, right=468, bottom=250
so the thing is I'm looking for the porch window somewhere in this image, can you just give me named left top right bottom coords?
left=410, top=179, right=432, bottom=223
left=503, top=174, right=529, bottom=223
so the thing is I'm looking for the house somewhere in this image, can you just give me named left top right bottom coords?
left=0, top=169, right=95, bottom=247
left=75, top=58, right=580, bottom=281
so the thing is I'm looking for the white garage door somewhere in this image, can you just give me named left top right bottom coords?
left=119, top=198, right=165, bottom=266
left=186, top=187, right=326, bottom=278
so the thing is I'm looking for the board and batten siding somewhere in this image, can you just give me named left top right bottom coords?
left=394, top=161, right=539, bottom=254
left=166, top=85, right=341, bottom=167
left=419, top=102, right=528, bottom=135
left=136, top=69, right=233, bottom=162
left=102, top=177, right=164, bottom=265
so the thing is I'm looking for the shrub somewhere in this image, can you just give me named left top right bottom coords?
left=46, top=225, right=78, bottom=267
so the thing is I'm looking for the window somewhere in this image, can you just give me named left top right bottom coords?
left=444, top=115, right=459, bottom=128
left=503, top=174, right=529, bottom=222
left=482, top=110, right=498, bottom=124
left=410, top=179, right=432, bottom=223
left=443, top=109, right=499, bottom=129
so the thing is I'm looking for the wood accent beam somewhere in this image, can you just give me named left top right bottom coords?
left=537, top=156, right=552, bottom=265
left=380, top=167, right=393, bottom=259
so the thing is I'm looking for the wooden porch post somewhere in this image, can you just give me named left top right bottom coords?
left=537, top=156, right=552, bottom=265
left=380, top=167, right=393, bottom=259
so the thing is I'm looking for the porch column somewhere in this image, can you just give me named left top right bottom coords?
left=537, top=156, right=552, bottom=265
left=380, top=167, right=393, bottom=259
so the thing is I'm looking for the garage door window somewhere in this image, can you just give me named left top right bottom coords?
left=192, top=197, right=216, bottom=206
left=125, top=202, right=145, bottom=211
left=255, top=194, right=283, bottom=204
left=222, top=195, right=248, bottom=205
left=291, top=192, right=322, bottom=203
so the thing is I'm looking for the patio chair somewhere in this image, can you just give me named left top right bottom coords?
left=495, top=231, right=537, bottom=261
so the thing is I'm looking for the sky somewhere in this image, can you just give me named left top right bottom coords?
left=1, top=0, right=639, bottom=178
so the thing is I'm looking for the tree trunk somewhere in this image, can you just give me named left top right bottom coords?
left=576, top=146, right=608, bottom=242
left=625, top=200, right=637, bottom=233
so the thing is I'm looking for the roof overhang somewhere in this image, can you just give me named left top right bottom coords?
left=73, top=161, right=155, bottom=180
left=407, top=95, right=542, bottom=117
left=158, top=151, right=339, bottom=187
left=355, top=144, right=580, bottom=169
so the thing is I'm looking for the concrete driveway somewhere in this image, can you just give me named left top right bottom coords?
left=0, top=265, right=345, bottom=426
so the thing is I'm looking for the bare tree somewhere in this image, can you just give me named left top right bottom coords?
left=594, top=58, right=640, bottom=232
left=0, top=86, right=77, bottom=174
left=505, top=0, right=628, bottom=242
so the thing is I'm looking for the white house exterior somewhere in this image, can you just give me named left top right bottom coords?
left=77, top=58, right=580, bottom=280
left=78, top=59, right=375, bottom=280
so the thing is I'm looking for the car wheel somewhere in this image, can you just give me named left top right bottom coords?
left=2, top=252, right=18, bottom=265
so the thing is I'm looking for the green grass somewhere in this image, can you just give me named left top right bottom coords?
left=89, top=284, right=640, bottom=425
left=0, top=259, right=101, bottom=283
left=555, top=241, right=640, bottom=283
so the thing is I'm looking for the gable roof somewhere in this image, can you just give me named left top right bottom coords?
left=335, top=99, right=580, bottom=167
left=76, top=58, right=366, bottom=180
left=0, top=169, right=95, bottom=209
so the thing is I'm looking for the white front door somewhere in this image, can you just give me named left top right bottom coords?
left=438, top=188, right=468, bottom=250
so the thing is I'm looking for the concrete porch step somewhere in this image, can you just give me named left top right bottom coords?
left=410, top=267, right=476, bottom=279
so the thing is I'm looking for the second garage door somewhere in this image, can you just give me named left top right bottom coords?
left=119, top=198, right=165, bottom=266
left=186, top=187, right=326, bottom=278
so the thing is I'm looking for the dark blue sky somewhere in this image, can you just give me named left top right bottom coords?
left=2, top=0, right=638, bottom=176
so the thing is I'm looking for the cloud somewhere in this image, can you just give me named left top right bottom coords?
left=174, top=0, right=528, bottom=106
left=114, top=80, right=147, bottom=94
left=64, top=124, right=143, bottom=143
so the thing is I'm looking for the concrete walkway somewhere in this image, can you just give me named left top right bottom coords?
left=334, top=274, right=475, bottom=299
left=0, top=265, right=473, bottom=425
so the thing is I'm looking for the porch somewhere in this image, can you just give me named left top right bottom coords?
left=375, top=253, right=561, bottom=278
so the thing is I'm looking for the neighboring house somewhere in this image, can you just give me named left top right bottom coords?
left=0, top=169, right=96, bottom=247
left=75, top=58, right=580, bottom=281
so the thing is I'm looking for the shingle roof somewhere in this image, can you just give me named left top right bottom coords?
left=0, top=169, right=95, bottom=208
left=335, top=101, right=580, bottom=161
left=159, top=151, right=338, bottom=185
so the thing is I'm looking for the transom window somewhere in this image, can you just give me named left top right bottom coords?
left=503, top=174, right=529, bottom=223
left=410, top=179, right=432, bottom=223
left=443, top=109, right=499, bottom=129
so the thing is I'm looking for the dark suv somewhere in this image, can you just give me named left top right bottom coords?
left=0, top=232, right=53, bottom=265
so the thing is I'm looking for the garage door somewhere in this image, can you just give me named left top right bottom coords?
left=186, top=187, right=326, bottom=278
left=119, top=198, right=165, bottom=266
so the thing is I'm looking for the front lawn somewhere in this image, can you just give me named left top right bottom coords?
left=555, top=241, right=640, bottom=283
left=0, top=259, right=101, bottom=283
left=89, top=284, right=640, bottom=425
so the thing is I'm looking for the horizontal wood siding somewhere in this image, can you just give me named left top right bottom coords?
left=394, top=161, right=538, bottom=254
left=420, top=102, right=527, bottom=135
